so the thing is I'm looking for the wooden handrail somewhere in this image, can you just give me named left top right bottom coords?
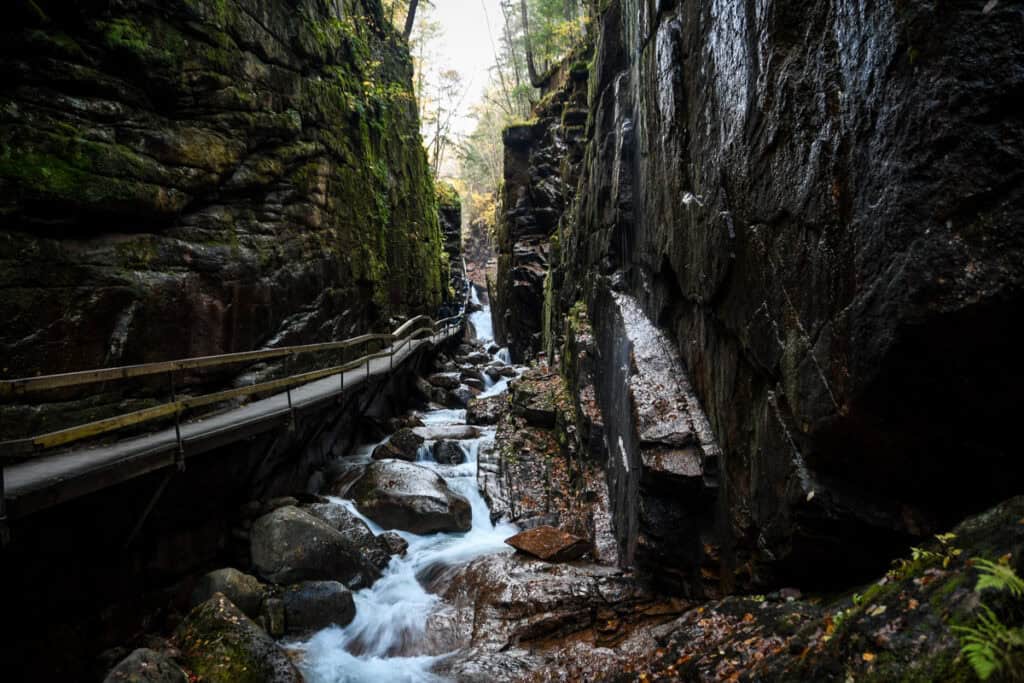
left=0, top=297, right=468, bottom=459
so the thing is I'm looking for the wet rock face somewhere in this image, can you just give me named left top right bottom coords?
left=550, top=0, right=1024, bottom=586
left=0, top=0, right=446, bottom=438
left=348, top=460, right=472, bottom=533
left=491, top=57, right=590, bottom=363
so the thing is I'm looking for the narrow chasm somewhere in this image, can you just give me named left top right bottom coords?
left=3, top=0, right=1024, bottom=682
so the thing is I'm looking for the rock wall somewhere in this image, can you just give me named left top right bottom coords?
left=492, top=59, right=589, bottom=362
left=533, top=0, right=1024, bottom=589
left=0, top=0, right=446, bottom=437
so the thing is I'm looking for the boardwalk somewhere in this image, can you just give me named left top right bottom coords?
left=2, top=328, right=456, bottom=521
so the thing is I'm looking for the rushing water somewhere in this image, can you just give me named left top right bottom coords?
left=292, top=295, right=518, bottom=682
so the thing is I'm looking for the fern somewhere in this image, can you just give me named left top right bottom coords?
left=954, top=605, right=1016, bottom=680
left=976, top=558, right=1024, bottom=599
left=955, top=558, right=1024, bottom=680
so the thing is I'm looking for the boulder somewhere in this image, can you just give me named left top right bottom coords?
left=468, top=396, right=506, bottom=426
left=504, top=526, right=591, bottom=562
left=412, top=425, right=481, bottom=441
left=250, top=506, right=381, bottom=587
left=427, top=372, right=462, bottom=390
left=387, top=415, right=425, bottom=432
left=460, top=351, right=491, bottom=365
left=303, top=501, right=392, bottom=570
left=349, top=461, right=472, bottom=534
left=103, top=648, right=187, bottom=683
left=190, top=568, right=266, bottom=619
left=325, top=461, right=369, bottom=498
left=460, top=368, right=484, bottom=383
left=432, top=440, right=466, bottom=465
left=371, top=427, right=424, bottom=461
left=282, top=581, right=355, bottom=635
left=463, top=377, right=485, bottom=391
left=379, top=531, right=409, bottom=557
left=175, top=594, right=301, bottom=683
left=485, top=365, right=518, bottom=379
left=448, top=386, right=476, bottom=407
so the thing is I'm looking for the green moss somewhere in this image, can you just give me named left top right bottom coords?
left=435, top=180, right=460, bottom=209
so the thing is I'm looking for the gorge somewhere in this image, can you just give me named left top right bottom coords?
left=2, top=0, right=1023, bottom=681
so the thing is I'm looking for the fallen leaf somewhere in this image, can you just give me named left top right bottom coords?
left=863, top=652, right=876, bottom=662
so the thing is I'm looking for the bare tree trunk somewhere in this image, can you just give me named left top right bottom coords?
left=403, top=0, right=419, bottom=40
left=519, top=0, right=546, bottom=87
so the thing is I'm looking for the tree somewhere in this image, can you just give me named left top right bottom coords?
left=403, top=0, right=419, bottom=40
left=519, top=0, right=547, bottom=87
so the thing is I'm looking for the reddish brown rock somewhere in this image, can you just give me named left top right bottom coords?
left=504, top=526, right=591, bottom=562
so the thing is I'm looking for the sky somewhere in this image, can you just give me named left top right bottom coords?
left=421, top=0, right=505, bottom=137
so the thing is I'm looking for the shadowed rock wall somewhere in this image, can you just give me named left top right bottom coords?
left=544, top=0, right=1024, bottom=589
left=0, top=0, right=445, bottom=436
left=492, top=59, right=589, bottom=362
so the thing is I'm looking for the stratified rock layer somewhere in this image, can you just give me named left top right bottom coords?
left=0, top=0, right=446, bottom=438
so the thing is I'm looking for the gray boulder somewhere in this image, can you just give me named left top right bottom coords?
left=413, top=425, right=481, bottom=441
left=250, top=506, right=381, bottom=587
left=190, top=568, right=266, bottom=619
left=103, top=648, right=187, bottom=683
left=304, top=502, right=392, bottom=571
left=282, top=581, right=356, bottom=635
left=432, top=440, right=466, bottom=465
left=349, top=461, right=472, bottom=534
left=379, top=531, right=409, bottom=557
left=371, top=427, right=424, bottom=461
left=427, top=372, right=461, bottom=390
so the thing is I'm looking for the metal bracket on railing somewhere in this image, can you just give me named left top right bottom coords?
left=0, top=467, right=9, bottom=547
left=169, top=371, right=185, bottom=472
left=285, top=354, right=295, bottom=432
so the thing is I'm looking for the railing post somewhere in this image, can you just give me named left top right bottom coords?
left=169, top=371, right=185, bottom=472
left=339, top=346, right=345, bottom=394
left=389, top=338, right=394, bottom=371
left=285, top=354, right=295, bottom=431
left=0, top=465, right=9, bottom=546
left=365, top=341, right=370, bottom=380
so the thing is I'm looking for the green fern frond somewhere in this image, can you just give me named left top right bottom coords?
left=975, top=558, right=1024, bottom=599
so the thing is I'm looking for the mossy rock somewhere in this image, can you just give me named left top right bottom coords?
left=175, top=593, right=300, bottom=683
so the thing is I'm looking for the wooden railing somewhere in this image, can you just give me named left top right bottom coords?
left=0, top=311, right=465, bottom=459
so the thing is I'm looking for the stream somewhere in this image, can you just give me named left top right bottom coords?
left=291, top=291, right=519, bottom=682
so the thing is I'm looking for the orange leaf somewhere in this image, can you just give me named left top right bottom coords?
left=863, top=652, right=876, bottom=662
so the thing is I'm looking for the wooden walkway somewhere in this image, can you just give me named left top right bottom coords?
left=1, top=327, right=457, bottom=522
